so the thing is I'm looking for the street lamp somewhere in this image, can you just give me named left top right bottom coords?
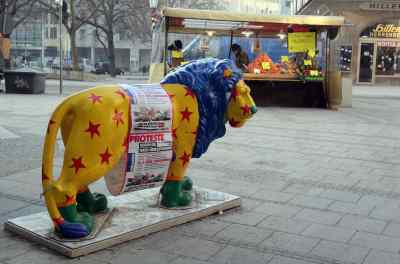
left=55, top=0, right=63, bottom=95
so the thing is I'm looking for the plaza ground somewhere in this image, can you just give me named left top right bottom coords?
left=1, top=81, right=400, bottom=263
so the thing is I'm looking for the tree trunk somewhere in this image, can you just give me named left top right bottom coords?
left=107, top=32, right=116, bottom=77
left=69, top=0, right=79, bottom=71
left=70, top=30, right=79, bottom=71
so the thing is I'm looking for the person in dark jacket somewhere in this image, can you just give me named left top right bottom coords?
left=231, top=43, right=249, bottom=72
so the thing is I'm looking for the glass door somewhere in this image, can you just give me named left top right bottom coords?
left=357, top=42, right=376, bottom=84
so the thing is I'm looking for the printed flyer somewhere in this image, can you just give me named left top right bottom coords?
left=105, top=84, right=173, bottom=195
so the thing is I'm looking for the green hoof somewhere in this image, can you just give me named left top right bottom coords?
left=77, top=191, right=108, bottom=214
left=160, top=180, right=192, bottom=208
left=59, top=204, right=94, bottom=233
left=182, top=176, right=193, bottom=191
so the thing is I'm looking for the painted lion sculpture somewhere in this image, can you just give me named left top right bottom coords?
left=42, top=58, right=257, bottom=238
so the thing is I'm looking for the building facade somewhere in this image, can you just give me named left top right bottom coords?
left=297, top=0, right=400, bottom=87
left=10, top=12, right=151, bottom=73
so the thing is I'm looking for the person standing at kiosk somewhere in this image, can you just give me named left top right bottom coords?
left=231, top=43, right=249, bottom=72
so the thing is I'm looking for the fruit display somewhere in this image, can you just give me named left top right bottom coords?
left=248, top=53, right=280, bottom=74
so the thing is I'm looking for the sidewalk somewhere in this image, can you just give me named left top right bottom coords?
left=1, top=87, right=400, bottom=263
left=353, top=85, right=400, bottom=99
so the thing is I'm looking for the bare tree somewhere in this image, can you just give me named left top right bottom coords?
left=86, top=0, right=131, bottom=77
left=0, top=0, right=38, bottom=35
left=38, top=0, right=98, bottom=71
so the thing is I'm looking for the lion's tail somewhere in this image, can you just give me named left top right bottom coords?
left=41, top=99, right=71, bottom=229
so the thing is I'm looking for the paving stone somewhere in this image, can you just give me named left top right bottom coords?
left=318, top=190, right=361, bottom=203
left=0, top=237, right=32, bottom=261
left=3, top=246, right=80, bottom=264
left=260, top=232, right=319, bottom=254
left=176, top=219, right=231, bottom=238
left=215, top=223, right=273, bottom=246
left=289, top=195, right=333, bottom=209
left=251, top=190, right=295, bottom=203
left=169, top=257, right=209, bottom=264
left=363, top=250, right=400, bottom=264
left=369, top=203, right=400, bottom=222
left=282, top=183, right=312, bottom=194
left=0, top=198, right=29, bottom=215
left=220, top=211, right=268, bottom=226
left=328, top=201, right=373, bottom=216
left=257, top=216, right=312, bottom=234
left=211, top=245, right=273, bottom=264
left=349, top=231, right=400, bottom=253
left=304, top=187, right=325, bottom=196
left=310, top=240, right=370, bottom=264
left=357, top=195, right=399, bottom=208
left=104, top=248, right=177, bottom=264
left=159, top=236, right=223, bottom=261
left=302, top=224, right=356, bottom=242
left=294, top=208, right=343, bottom=225
left=254, top=202, right=302, bottom=218
left=383, top=222, right=400, bottom=237
left=268, top=256, right=316, bottom=264
left=240, top=198, right=265, bottom=211
left=338, top=215, right=387, bottom=234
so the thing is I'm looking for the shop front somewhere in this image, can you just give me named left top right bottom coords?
left=357, top=23, right=400, bottom=85
left=297, top=0, right=400, bottom=89
left=150, top=8, right=344, bottom=108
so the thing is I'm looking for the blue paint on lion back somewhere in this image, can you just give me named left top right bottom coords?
left=161, top=58, right=242, bottom=158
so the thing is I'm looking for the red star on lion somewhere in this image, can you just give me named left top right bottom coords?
left=179, top=151, right=191, bottom=167
left=69, top=156, right=86, bottom=174
left=172, top=128, right=177, bottom=140
left=185, top=89, right=196, bottom=99
left=230, top=88, right=239, bottom=102
left=240, top=105, right=251, bottom=115
left=113, top=109, right=124, bottom=127
left=88, top=93, right=102, bottom=104
left=85, top=121, right=101, bottom=139
left=180, top=107, right=193, bottom=122
left=115, top=90, right=126, bottom=99
left=100, top=148, right=112, bottom=165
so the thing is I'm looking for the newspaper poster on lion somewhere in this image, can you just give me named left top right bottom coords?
left=105, top=84, right=173, bottom=196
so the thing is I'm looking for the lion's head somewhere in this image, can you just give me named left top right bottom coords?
left=224, top=77, right=257, bottom=128
left=161, top=58, right=256, bottom=158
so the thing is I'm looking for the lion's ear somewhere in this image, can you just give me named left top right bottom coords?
left=223, top=69, right=233, bottom=78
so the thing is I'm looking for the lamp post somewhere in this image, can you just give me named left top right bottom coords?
left=149, top=0, right=160, bottom=31
left=55, top=0, right=63, bottom=95
left=149, top=0, right=159, bottom=8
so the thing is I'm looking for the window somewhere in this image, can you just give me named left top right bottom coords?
left=50, top=27, right=57, bottom=39
left=119, top=30, right=129, bottom=41
left=80, top=29, right=86, bottom=41
left=50, top=15, right=57, bottom=25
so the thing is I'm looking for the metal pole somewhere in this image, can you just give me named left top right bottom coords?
left=41, top=13, right=45, bottom=70
left=59, top=1, right=63, bottom=95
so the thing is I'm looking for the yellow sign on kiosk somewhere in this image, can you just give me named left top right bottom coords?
left=288, top=32, right=316, bottom=53
left=261, top=62, right=271, bottom=70
left=304, top=60, right=312, bottom=66
left=172, top=50, right=183, bottom=58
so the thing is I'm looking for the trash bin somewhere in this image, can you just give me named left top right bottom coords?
left=5, top=69, right=46, bottom=94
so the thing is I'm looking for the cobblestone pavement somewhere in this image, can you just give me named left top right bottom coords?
left=1, top=85, right=400, bottom=264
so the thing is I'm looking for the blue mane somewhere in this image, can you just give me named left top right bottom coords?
left=161, top=58, right=242, bottom=158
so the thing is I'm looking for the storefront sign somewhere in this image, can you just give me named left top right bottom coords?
left=370, top=24, right=400, bottom=38
left=377, top=40, right=400, bottom=47
left=360, top=2, right=400, bottom=11
left=288, top=32, right=316, bottom=53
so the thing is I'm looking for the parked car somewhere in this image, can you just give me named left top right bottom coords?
left=92, top=62, right=124, bottom=75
